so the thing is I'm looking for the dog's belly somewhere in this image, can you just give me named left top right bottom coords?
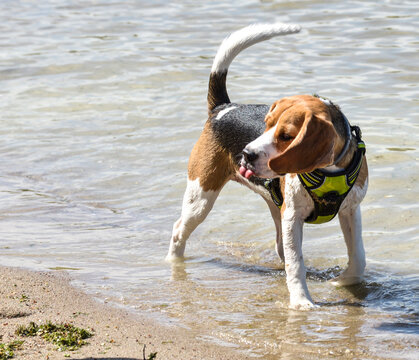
left=210, top=103, right=269, bottom=157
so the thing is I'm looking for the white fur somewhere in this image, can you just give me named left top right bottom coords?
left=211, top=23, right=301, bottom=74
left=333, top=205, right=366, bottom=285
left=281, top=175, right=316, bottom=309
left=166, top=178, right=221, bottom=261
left=241, top=122, right=280, bottom=178
left=278, top=174, right=367, bottom=309
left=234, top=173, right=271, bottom=200
left=318, top=97, right=332, bottom=106
left=332, top=178, right=368, bottom=286
left=215, top=105, right=237, bottom=120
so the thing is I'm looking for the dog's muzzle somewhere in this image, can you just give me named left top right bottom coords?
left=242, top=148, right=259, bottom=163
left=239, top=149, right=258, bottom=179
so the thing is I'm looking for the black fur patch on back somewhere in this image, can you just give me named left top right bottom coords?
left=209, top=103, right=269, bottom=157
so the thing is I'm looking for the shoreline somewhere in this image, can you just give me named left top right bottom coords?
left=0, top=266, right=249, bottom=359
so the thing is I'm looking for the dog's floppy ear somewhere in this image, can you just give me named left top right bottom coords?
left=268, top=110, right=336, bottom=174
left=264, top=98, right=294, bottom=129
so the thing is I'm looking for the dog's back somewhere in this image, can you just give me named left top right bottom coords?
left=210, top=103, right=268, bottom=157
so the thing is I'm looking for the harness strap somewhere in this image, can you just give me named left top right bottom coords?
left=264, top=178, right=283, bottom=208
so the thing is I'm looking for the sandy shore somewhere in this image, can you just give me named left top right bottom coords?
left=0, top=266, right=249, bottom=360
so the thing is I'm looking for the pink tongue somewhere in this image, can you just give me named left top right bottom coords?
left=239, top=166, right=255, bottom=179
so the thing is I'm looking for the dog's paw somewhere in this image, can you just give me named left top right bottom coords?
left=165, top=253, right=185, bottom=263
left=330, top=274, right=363, bottom=287
left=289, top=297, right=318, bottom=310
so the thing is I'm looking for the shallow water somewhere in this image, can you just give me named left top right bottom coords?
left=1, top=0, right=418, bottom=358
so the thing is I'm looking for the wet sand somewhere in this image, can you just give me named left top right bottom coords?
left=0, top=266, right=249, bottom=359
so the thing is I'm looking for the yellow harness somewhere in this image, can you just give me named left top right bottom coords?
left=265, top=129, right=366, bottom=224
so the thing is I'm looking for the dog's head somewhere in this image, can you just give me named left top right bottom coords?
left=240, top=95, right=337, bottom=179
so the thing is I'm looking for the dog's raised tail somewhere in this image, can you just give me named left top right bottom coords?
left=207, top=23, right=301, bottom=113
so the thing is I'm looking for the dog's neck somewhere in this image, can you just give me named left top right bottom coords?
left=324, top=105, right=357, bottom=172
left=325, top=138, right=357, bottom=171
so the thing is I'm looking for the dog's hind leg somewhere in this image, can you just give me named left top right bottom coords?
left=166, top=178, right=222, bottom=261
left=166, top=126, right=233, bottom=261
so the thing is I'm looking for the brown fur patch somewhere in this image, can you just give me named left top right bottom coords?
left=267, top=97, right=337, bottom=174
left=188, top=122, right=235, bottom=191
left=280, top=176, right=287, bottom=215
left=265, top=96, right=359, bottom=171
left=356, top=156, right=369, bottom=188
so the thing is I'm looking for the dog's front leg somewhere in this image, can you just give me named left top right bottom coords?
left=282, top=210, right=315, bottom=310
left=331, top=204, right=366, bottom=286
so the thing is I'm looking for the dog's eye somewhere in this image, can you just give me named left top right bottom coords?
left=279, top=133, right=293, bottom=141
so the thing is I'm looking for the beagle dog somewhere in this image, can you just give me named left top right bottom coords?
left=167, top=24, right=368, bottom=310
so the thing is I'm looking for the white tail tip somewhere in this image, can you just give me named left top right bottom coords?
left=211, top=23, right=301, bottom=73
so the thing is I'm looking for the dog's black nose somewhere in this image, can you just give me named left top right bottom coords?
left=242, top=148, right=259, bottom=163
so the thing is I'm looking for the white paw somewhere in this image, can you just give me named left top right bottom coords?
left=330, top=274, right=363, bottom=287
left=276, top=259, right=286, bottom=271
left=289, top=297, right=318, bottom=310
left=165, top=252, right=185, bottom=263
